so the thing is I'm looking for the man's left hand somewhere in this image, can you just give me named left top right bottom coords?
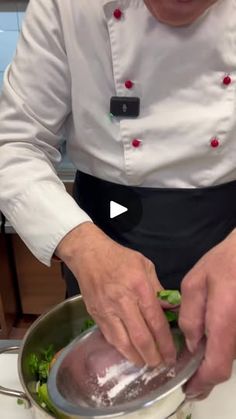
left=179, top=229, right=236, bottom=400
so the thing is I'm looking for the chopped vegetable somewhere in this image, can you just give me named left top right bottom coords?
left=157, top=290, right=181, bottom=324
left=38, top=383, right=57, bottom=415
left=80, top=318, right=96, bottom=333
left=42, top=344, right=54, bottom=362
left=28, top=353, right=39, bottom=376
left=38, top=360, right=51, bottom=381
left=157, top=290, right=181, bottom=305
left=37, top=383, right=70, bottom=418
left=173, top=330, right=185, bottom=353
left=164, top=310, right=179, bottom=323
left=28, top=345, right=55, bottom=383
left=17, top=399, right=24, bottom=405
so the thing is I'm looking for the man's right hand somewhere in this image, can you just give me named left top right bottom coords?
left=56, top=222, right=176, bottom=367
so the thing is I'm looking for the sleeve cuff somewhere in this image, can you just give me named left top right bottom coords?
left=4, top=180, right=92, bottom=266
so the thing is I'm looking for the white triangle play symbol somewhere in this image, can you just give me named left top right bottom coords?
left=110, top=201, right=128, bottom=219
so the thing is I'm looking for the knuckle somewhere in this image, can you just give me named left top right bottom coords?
left=181, top=276, right=193, bottom=294
left=87, top=303, right=113, bottom=319
left=132, top=274, right=145, bottom=289
left=132, top=333, right=150, bottom=350
left=146, top=310, right=160, bottom=327
left=146, top=259, right=155, bottom=271
left=87, top=304, right=99, bottom=318
left=132, top=250, right=146, bottom=264
left=154, top=322, right=173, bottom=348
left=118, top=339, right=132, bottom=354
left=178, top=315, right=194, bottom=333
left=139, top=294, right=157, bottom=311
left=135, top=279, right=150, bottom=297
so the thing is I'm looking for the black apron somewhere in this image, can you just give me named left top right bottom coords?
left=63, top=171, right=236, bottom=296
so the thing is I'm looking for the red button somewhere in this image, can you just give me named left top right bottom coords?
left=210, top=138, right=220, bottom=148
left=113, top=8, right=122, bottom=19
left=223, top=75, right=232, bottom=86
left=132, top=139, right=141, bottom=148
left=125, top=80, right=133, bottom=89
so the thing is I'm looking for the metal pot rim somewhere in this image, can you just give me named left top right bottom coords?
left=17, top=295, right=82, bottom=417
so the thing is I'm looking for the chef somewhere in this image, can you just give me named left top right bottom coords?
left=0, top=0, right=236, bottom=401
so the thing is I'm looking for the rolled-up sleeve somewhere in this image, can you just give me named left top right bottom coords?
left=0, top=0, right=92, bottom=266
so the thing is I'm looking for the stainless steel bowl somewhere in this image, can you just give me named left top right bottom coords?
left=0, top=295, right=192, bottom=419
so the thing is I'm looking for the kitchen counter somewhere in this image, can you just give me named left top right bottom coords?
left=0, top=339, right=21, bottom=349
left=0, top=339, right=235, bottom=419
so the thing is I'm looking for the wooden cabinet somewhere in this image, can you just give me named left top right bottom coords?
left=12, top=236, right=66, bottom=315
left=1, top=180, right=73, bottom=317
left=0, top=234, right=18, bottom=338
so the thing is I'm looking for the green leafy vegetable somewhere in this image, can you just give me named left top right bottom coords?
left=157, top=290, right=181, bottom=325
left=17, top=399, right=24, bottom=405
left=42, top=344, right=54, bottom=362
left=80, top=318, right=96, bottom=333
left=173, top=330, right=185, bottom=353
left=28, top=345, right=55, bottom=383
left=38, top=360, right=51, bottom=381
left=38, top=383, right=70, bottom=418
left=38, top=383, right=57, bottom=415
left=28, top=353, right=39, bottom=376
left=157, top=290, right=181, bottom=305
left=164, top=310, right=179, bottom=323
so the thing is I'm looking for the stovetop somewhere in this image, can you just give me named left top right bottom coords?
left=0, top=353, right=235, bottom=419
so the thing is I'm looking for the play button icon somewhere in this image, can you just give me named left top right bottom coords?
left=74, top=172, right=143, bottom=234
left=106, top=186, right=143, bottom=234
left=110, top=201, right=128, bottom=219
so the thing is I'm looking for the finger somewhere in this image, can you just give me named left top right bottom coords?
left=147, top=262, right=180, bottom=310
left=185, top=287, right=235, bottom=395
left=96, top=315, right=144, bottom=366
left=119, top=298, right=163, bottom=367
left=138, top=269, right=176, bottom=365
left=146, top=262, right=164, bottom=294
left=185, top=385, right=213, bottom=401
left=196, top=388, right=213, bottom=400
left=179, top=266, right=207, bottom=352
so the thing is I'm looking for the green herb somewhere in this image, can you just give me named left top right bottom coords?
left=38, top=383, right=70, bottom=418
left=157, top=290, right=181, bottom=325
left=173, top=330, right=185, bottom=353
left=157, top=290, right=181, bottom=305
left=164, top=310, right=179, bottom=323
left=38, top=383, right=57, bottom=415
left=186, top=415, right=192, bottom=419
left=80, top=318, right=96, bottom=333
left=28, top=345, right=55, bottom=383
left=42, top=344, right=54, bottom=362
left=38, top=360, right=51, bottom=381
left=17, top=398, right=24, bottom=405
left=28, top=353, right=39, bottom=376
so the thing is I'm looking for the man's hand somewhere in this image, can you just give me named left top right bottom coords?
left=179, top=230, right=236, bottom=400
left=56, top=222, right=176, bottom=367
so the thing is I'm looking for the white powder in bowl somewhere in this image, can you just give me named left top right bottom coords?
left=92, top=359, right=184, bottom=419
left=97, top=388, right=186, bottom=419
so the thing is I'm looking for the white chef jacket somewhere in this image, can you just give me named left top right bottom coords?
left=0, top=0, right=236, bottom=266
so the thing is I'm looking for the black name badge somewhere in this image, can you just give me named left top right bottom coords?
left=110, top=97, right=140, bottom=118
